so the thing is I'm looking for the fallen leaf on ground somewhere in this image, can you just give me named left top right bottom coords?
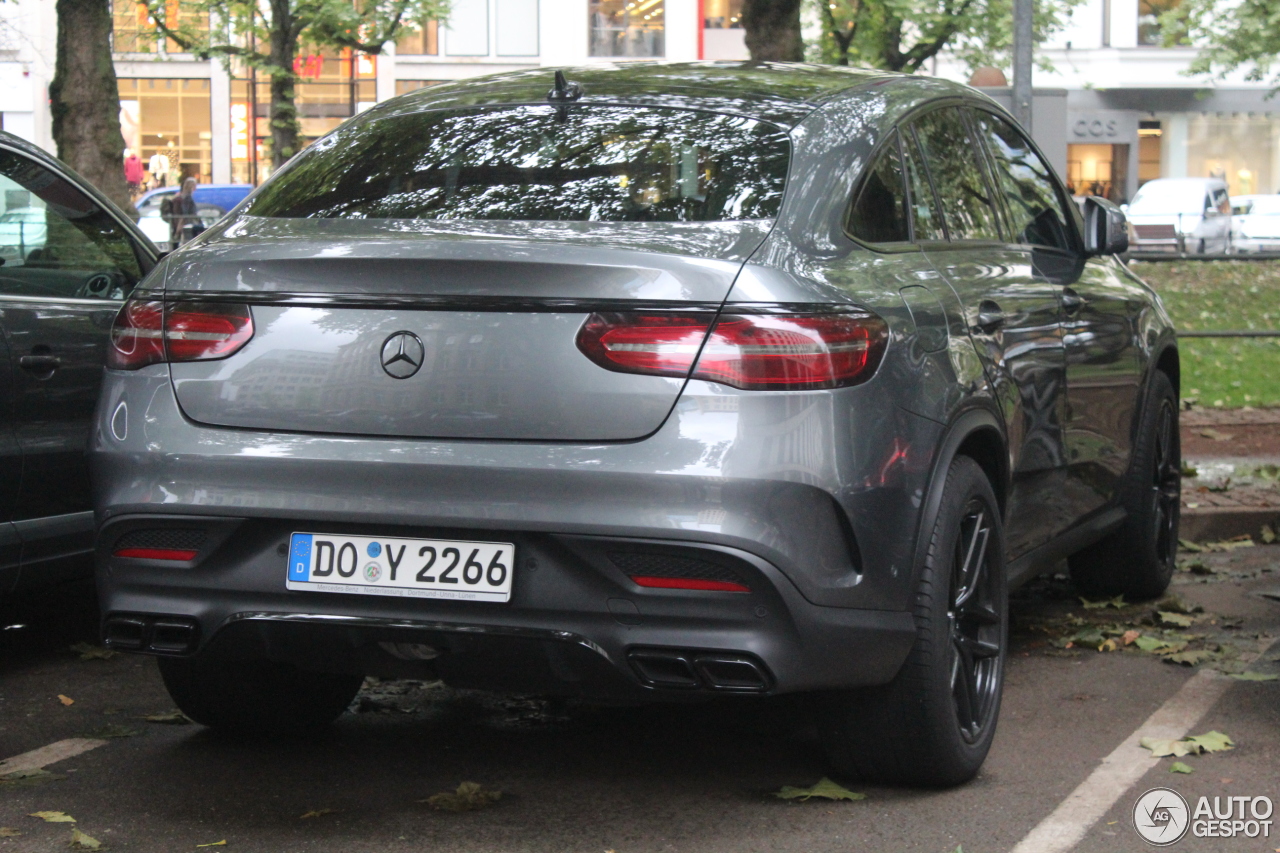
left=1170, top=762, right=1194, bottom=774
left=1158, top=611, right=1195, bottom=628
left=1081, top=595, right=1126, bottom=610
left=1135, top=635, right=1184, bottom=653
left=1121, top=629, right=1141, bottom=646
left=773, top=777, right=866, bottom=802
left=58, top=695, right=74, bottom=706
left=1263, top=524, right=1277, bottom=544
left=1185, top=731, right=1234, bottom=753
left=1178, top=538, right=1205, bottom=552
left=69, top=643, right=116, bottom=661
left=142, top=711, right=191, bottom=725
left=423, top=782, right=503, bottom=812
left=194, top=842, right=226, bottom=848
left=1157, top=595, right=1203, bottom=614
left=1141, top=731, right=1234, bottom=757
left=1166, top=650, right=1214, bottom=666
left=1228, top=671, right=1279, bottom=681
left=299, top=810, right=335, bottom=819
left=29, top=812, right=75, bottom=823
left=1099, top=638, right=1118, bottom=652
left=70, top=828, right=103, bottom=850
left=1198, top=428, right=1234, bottom=441
left=0, top=827, right=20, bottom=837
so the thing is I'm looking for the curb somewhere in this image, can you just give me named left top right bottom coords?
left=1181, top=506, right=1280, bottom=542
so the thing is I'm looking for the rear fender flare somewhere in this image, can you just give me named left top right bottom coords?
left=909, top=406, right=1008, bottom=591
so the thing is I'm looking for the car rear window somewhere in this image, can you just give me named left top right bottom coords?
left=244, top=105, right=791, bottom=222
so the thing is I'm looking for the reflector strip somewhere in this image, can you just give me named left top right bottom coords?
left=113, top=547, right=199, bottom=561
left=629, top=575, right=750, bottom=592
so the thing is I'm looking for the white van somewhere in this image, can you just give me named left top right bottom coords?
left=1126, top=177, right=1232, bottom=254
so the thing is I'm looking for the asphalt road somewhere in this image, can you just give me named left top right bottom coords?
left=1, top=547, right=1278, bottom=853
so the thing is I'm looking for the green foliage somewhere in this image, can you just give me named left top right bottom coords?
left=811, top=0, right=1085, bottom=73
left=1161, top=0, right=1280, bottom=87
left=140, top=0, right=448, bottom=166
left=1131, top=261, right=1280, bottom=407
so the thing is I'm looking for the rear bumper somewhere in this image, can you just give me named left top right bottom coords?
left=97, top=514, right=916, bottom=697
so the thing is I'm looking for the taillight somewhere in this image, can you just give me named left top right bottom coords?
left=576, top=310, right=887, bottom=390
left=108, top=300, right=254, bottom=370
left=694, top=313, right=888, bottom=390
left=575, top=313, right=715, bottom=378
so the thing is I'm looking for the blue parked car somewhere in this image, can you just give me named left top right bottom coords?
left=135, top=184, right=253, bottom=250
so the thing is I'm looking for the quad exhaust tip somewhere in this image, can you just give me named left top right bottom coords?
left=103, top=614, right=200, bottom=655
left=627, top=648, right=772, bottom=693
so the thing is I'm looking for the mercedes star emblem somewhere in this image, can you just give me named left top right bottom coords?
left=380, top=331, right=425, bottom=379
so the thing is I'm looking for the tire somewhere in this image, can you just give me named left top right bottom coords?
left=158, top=655, right=364, bottom=735
left=815, top=456, right=1007, bottom=787
left=1068, top=370, right=1180, bottom=601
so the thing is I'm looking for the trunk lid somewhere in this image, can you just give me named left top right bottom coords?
left=165, top=218, right=768, bottom=441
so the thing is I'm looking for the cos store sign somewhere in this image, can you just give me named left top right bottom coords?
left=1070, top=112, right=1138, bottom=141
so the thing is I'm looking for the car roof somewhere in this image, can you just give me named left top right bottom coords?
left=369, top=61, right=913, bottom=127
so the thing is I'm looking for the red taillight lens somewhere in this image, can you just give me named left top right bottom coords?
left=165, top=303, right=254, bottom=362
left=576, top=313, right=715, bottom=378
left=107, top=299, right=165, bottom=370
left=693, top=313, right=888, bottom=390
left=576, top=310, right=887, bottom=390
left=630, top=576, right=751, bottom=592
left=108, top=300, right=254, bottom=370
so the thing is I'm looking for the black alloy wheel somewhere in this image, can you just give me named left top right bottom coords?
left=1150, top=397, right=1181, bottom=571
left=949, top=500, right=1002, bottom=744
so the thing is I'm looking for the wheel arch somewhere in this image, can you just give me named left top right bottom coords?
left=910, top=406, right=1009, bottom=584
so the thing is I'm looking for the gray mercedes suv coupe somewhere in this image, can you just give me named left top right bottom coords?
left=93, top=62, right=1180, bottom=786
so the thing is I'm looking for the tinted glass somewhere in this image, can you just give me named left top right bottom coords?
left=902, top=130, right=944, bottom=241
left=911, top=108, right=1002, bottom=242
left=972, top=110, right=1074, bottom=251
left=0, top=151, right=140, bottom=300
left=246, top=106, right=791, bottom=222
left=846, top=133, right=910, bottom=244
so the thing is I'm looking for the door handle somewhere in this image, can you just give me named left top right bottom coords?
left=1062, top=288, right=1085, bottom=314
left=19, top=354, right=61, bottom=374
left=974, top=301, right=1005, bottom=334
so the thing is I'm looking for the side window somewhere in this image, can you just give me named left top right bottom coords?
left=846, top=131, right=910, bottom=244
left=972, top=110, right=1075, bottom=252
left=902, top=129, right=945, bottom=241
left=0, top=150, right=141, bottom=301
left=910, top=108, right=1002, bottom=242
left=1212, top=188, right=1229, bottom=215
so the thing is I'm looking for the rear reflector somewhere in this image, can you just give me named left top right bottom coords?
left=629, top=575, right=750, bottom=592
left=577, top=310, right=887, bottom=390
left=108, top=300, right=254, bottom=370
left=112, top=547, right=199, bottom=561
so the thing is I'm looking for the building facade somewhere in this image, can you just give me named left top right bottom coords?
left=0, top=0, right=1273, bottom=202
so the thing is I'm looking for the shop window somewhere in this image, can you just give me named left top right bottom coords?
left=1137, top=0, right=1179, bottom=46
left=1187, top=113, right=1279, bottom=197
left=1138, top=120, right=1162, bottom=187
left=590, top=0, right=664, bottom=57
left=396, top=20, right=439, bottom=54
left=396, top=80, right=447, bottom=96
left=118, top=78, right=212, bottom=191
left=112, top=0, right=207, bottom=53
left=1067, top=143, right=1129, bottom=203
left=229, top=50, right=377, bottom=185
left=703, top=0, right=741, bottom=27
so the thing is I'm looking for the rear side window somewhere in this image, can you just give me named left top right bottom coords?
left=971, top=110, right=1074, bottom=252
left=846, top=132, right=910, bottom=244
left=910, top=108, right=1002, bottom=242
left=244, top=105, right=791, bottom=222
left=902, top=131, right=945, bottom=241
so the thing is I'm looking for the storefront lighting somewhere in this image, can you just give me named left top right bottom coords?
left=1138, top=128, right=1163, bottom=137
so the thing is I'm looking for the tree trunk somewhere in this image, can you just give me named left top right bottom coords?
left=267, top=1, right=301, bottom=170
left=49, top=0, right=134, bottom=215
left=742, top=0, right=804, bottom=61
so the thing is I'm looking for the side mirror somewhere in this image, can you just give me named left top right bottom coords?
left=1083, top=196, right=1129, bottom=256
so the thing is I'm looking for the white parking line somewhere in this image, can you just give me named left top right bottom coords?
left=0, top=738, right=109, bottom=776
left=1008, top=668, right=1232, bottom=853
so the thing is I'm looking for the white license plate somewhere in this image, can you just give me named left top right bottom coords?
left=285, top=532, right=514, bottom=603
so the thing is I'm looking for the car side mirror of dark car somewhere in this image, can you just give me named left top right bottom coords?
left=1083, top=196, right=1129, bottom=256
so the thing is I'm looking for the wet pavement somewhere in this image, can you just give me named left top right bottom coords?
left=0, top=548, right=1278, bottom=853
